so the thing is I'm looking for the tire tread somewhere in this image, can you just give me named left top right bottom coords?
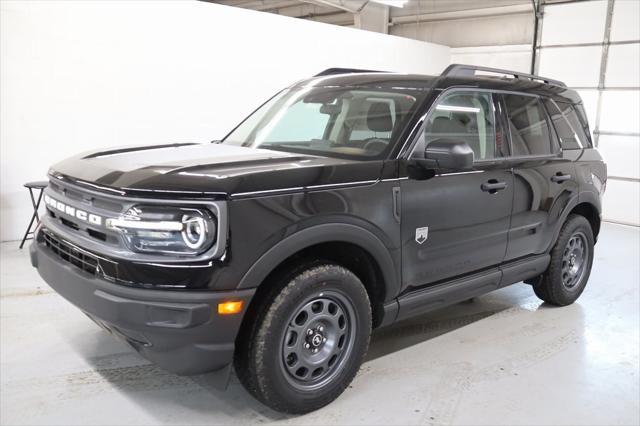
left=534, top=214, right=594, bottom=306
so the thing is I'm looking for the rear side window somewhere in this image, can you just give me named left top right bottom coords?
left=504, top=94, right=555, bottom=156
left=544, top=99, right=590, bottom=150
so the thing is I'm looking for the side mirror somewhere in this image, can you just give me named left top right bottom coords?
left=422, top=138, right=474, bottom=171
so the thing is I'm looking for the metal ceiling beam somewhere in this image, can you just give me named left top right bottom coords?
left=390, top=3, right=534, bottom=25
left=300, top=0, right=369, bottom=14
left=215, top=0, right=303, bottom=12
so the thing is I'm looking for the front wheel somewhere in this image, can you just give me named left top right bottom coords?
left=234, top=263, right=371, bottom=414
left=534, top=214, right=595, bottom=306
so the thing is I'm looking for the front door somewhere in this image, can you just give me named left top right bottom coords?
left=400, top=90, right=513, bottom=290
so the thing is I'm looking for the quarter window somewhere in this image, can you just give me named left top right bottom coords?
left=504, top=94, right=554, bottom=156
left=544, top=99, right=590, bottom=150
left=422, top=91, right=497, bottom=161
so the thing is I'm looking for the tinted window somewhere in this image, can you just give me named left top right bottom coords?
left=544, top=99, right=572, bottom=150
left=544, top=99, right=591, bottom=150
left=422, top=91, right=498, bottom=161
left=504, top=94, right=553, bottom=156
left=573, top=104, right=593, bottom=147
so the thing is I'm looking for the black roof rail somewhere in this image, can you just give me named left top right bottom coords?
left=315, top=67, right=386, bottom=77
left=442, top=64, right=566, bottom=87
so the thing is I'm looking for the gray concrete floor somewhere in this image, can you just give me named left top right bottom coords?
left=1, top=222, right=638, bottom=426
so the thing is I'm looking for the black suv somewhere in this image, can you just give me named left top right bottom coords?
left=31, top=65, right=606, bottom=413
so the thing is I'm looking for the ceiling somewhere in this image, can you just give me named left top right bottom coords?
left=207, top=0, right=537, bottom=27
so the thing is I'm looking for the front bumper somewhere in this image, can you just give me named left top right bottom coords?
left=30, top=232, right=255, bottom=375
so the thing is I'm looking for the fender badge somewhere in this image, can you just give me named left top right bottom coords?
left=415, top=227, right=429, bottom=244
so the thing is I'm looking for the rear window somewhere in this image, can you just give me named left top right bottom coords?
left=544, top=99, right=591, bottom=150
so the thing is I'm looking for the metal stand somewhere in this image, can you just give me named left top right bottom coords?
left=19, top=181, right=48, bottom=249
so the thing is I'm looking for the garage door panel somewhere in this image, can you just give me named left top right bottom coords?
left=541, top=1, right=608, bottom=46
left=605, top=44, right=640, bottom=87
left=603, top=179, right=640, bottom=225
left=538, top=46, right=601, bottom=88
left=610, top=0, right=640, bottom=42
left=599, top=90, right=640, bottom=134
left=598, top=135, right=640, bottom=180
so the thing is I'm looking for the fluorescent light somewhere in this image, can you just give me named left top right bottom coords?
left=370, top=0, right=408, bottom=8
left=436, top=105, right=480, bottom=113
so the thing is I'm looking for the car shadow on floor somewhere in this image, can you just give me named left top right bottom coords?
left=65, top=284, right=539, bottom=422
left=366, top=285, right=537, bottom=362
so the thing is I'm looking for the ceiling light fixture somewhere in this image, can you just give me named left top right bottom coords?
left=370, top=0, right=409, bottom=8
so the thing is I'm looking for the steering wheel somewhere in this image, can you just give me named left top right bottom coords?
left=363, top=138, right=388, bottom=153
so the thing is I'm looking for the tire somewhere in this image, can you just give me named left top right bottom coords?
left=534, top=214, right=594, bottom=306
left=234, top=263, right=372, bottom=414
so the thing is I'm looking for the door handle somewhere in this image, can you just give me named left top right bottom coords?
left=551, top=173, right=571, bottom=183
left=481, top=180, right=507, bottom=193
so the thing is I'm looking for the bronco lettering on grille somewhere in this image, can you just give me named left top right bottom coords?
left=44, top=194, right=103, bottom=226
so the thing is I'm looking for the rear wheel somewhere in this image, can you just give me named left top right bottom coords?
left=235, top=263, right=371, bottom=414
left=534, top=214, right=594, bottom=306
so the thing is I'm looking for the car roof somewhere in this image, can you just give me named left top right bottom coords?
left=293, top=67, right=582, bottom=105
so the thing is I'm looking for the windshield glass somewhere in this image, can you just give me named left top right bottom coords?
left=222, top=86, right=424, bottom=160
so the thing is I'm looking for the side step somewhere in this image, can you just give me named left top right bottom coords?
left=395, top=254, right=549, bottom=322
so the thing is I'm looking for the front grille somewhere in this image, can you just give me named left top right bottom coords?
left=41, top=230, right=117, bottom=279
left=45, top=180, right=124, bottom=248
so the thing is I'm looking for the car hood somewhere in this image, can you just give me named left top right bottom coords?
left=49, top=143, right=384, bottom=198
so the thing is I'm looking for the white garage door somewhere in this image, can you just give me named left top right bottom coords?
left=537, top=0, right=640, bottom=226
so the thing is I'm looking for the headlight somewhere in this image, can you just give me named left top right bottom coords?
left=106, top=206, right=216, bottom=255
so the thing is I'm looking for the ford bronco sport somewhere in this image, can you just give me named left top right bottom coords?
left=31, top=65, right=606, bottom=413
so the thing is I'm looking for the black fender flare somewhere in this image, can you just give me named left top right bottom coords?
left=547, top=190, right=601, bottom=252
left=578, top=189, right=602, bottom=215
left=235, top=223, right=400, bottom=302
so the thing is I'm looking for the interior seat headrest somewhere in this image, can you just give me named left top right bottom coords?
left=367, top=102, right=393, bottom=133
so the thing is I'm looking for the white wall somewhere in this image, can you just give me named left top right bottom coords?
left=450, top=44, right=532, bottom=73
left=0, top=1, right=450, bottom=241
left=390, top=12, right=533, bottom=48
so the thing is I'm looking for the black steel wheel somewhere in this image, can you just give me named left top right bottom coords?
left=234, top=263, right=371, bottom=414
left=534, top=214, right=594, bottom=306
left=561, top=231, right=589, bottom=290
left=280, top=292, right=356, bottom=390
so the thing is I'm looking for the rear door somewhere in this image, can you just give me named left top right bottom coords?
left=400, top=90, right=513, bottom=290
left=500, top=93, right=579, bottom=261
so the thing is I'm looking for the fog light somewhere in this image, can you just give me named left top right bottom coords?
left=218, top=301, right=243, bottom=315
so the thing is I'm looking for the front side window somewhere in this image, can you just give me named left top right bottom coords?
left=223, top=86, right=423, bottom=160
left=504, top=94, right=554, bottom=156
left=420, top=91, right=498, bottom=161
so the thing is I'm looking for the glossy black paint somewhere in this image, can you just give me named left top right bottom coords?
left=32, top=68, right=607, bottom=374
left=50, top=143, right=382, bottom=198
left=400, top=166, right=514, bottom=289
left=44, top=71, right=606, bottom=297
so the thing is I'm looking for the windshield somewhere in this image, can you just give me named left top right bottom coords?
left=222, top=86, right=424, bottom=160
